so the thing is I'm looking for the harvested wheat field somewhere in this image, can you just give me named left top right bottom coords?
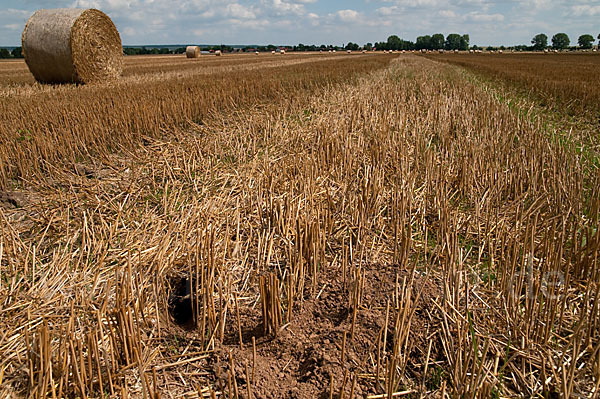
left=0, top=52, right=598, bottom=398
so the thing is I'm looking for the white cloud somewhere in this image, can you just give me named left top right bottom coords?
left=376, top=6, right=398, bottom=16
left=307, top=12, right=319, bottom=26
left=382, top=0, right=446, bottom=8
left=228, top=18, right=268, bottom=28
left=266, top=0, right=306, bottom=15
left=226, top=3, right=256, bottom=19
left=0, top=0, right=598, bottom=47
left=438, top=9, right=456, bottom=18
left=336, top=9, right=360, bottom=22
left=571, top=4, right=600, bottom=16
left=465, top=12, right=504, bottom=22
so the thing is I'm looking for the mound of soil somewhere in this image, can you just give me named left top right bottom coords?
left=202, top=264, right=441, bottom=398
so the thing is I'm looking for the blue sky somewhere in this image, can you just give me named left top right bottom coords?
left=1, top=0, right=599, bottom=47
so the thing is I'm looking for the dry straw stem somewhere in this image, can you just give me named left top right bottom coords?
left=0, top=54, right=385, bottom=187
left=186, top=46, right=200, bottom=58
left=428, top=52, right=600, bottom=117
left=259, top=273, right=282, bottom=336
left=0, top=54, right=598, bottom=398
left=22, top=8, right=123, bottom=84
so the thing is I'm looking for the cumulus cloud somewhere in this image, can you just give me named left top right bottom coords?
left=376, top=6, right=398, bottom=16
left=438, top=9, right=457, bottom=18
left=336, top=9, right=360, bottom=22
left=571, top=4, right=600, bottom=16
left=265, top=0, right=306, bottom=16
left=226, top=3, right=256, bottom=19
left=0, top=0, right=598, bottom=47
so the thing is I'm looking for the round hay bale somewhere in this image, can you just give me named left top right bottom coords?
left=215, top=50, right=222, bottom=56
left=186, top=46, right=200, bottom=58
left=22, top=8, right=122, bottom=84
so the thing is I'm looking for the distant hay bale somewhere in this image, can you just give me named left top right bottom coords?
left=215, top=50, right=222, bottom=56
left=255, top=51, right=259, bottom=55
left=22, top=8, right=122, bottom=84
left=271, top=50, right=276, bottom=54
left=186, top=46, right=200, bottom=58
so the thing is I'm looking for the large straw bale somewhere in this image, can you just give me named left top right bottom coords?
left=22, top=8, right=122, bottom=84
left=186, top=46, right=200, bottom=58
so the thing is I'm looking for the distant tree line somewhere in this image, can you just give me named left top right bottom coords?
left=123, top=45, right=235, bottom=56
left=372, top=33, right=470, bottom=51
left=0, top=47, right=23, bottom=59
left=531, top=33, right=598, bottom=50
left=4, top=31, right=598, bottom=59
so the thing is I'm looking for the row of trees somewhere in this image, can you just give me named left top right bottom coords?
left=122, top=45, right=237, bottom=55
left=2, top=32, right=598, bottom=59
left=372, top=33, right=469, bottom=51
left=532, top=33, right=599, bottom=50
left=367, top=33, right=469, bottom=51
left=0, top=47, right=22, bottom=59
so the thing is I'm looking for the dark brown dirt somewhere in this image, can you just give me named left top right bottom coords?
left=0, top=191, right=27, bottom=209
left=201, top=263, right=442, bottom=399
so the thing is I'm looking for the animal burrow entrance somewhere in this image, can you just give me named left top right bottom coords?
left=167, top=275, right=195, bottom=329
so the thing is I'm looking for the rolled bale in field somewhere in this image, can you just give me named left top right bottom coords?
left=186, top=45, right=200, bottom=58
left=22, top=8, right=122, bottom=84
left=215, top=50, right=222, bottom=56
